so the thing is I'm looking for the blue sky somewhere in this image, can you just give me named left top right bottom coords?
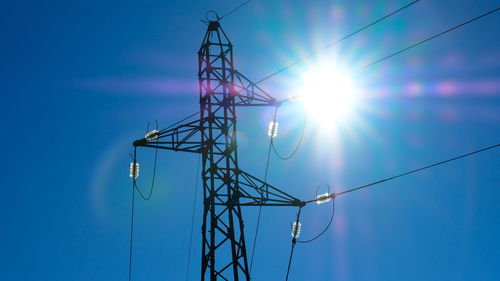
left=1, top=1, right=499, bottom=280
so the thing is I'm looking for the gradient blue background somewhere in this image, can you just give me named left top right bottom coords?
left=1, top=1, right=499, bottom=280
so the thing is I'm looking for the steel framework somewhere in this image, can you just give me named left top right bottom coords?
left=134, top=21, right=304, bottom=281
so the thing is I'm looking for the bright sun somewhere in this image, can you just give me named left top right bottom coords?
left=294, top=66, right=357, bottom=126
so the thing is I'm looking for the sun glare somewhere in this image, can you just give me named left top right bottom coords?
left=294, top=66, right=357, bottom=127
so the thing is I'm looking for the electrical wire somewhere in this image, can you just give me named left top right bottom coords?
left=254, top=0, right=421, bottom=85
left=285, top=207, right=302, bottom=281
left=134, top=121, right=159, bottom=201
left=159, top=111, right=199, bottom=133
left=272, top=117, right=306, bottom=160
left=133, top=149, right=157, bottom=200
left=219, top=0, right=253, bottom=21
left=356, top=7, right=500, bottom=72
left=304, top=143, right=500, bottom=204
left=295, top=143, right=500, bottom=245
left=128, top=184, right=136, bottom=281
left=249, top=198, right=264, bottom=273
left=127, top=122, right=160, bottom=280
left=287, top=143, right=500, bottom=277
left=297, top=199, right=335, bottom=244
left=249, top=106, right=278, bottom=273
left=174, top=6, right=497, bottom=102
left=185, top=155, right=202, bottom=281
left=128, top=149, right=138, bottom=281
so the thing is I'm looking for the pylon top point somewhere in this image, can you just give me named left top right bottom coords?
left=208, top=21, right=220, bottom=30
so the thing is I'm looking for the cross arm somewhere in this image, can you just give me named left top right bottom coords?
left=133, top=118, right=206, bottom=153
left=232, top=70, right=281, bottom=107
left=213, top=168, right=305, bottom=207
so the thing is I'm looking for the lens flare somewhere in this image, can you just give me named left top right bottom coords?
left=295, top=65, right=357, bottom=127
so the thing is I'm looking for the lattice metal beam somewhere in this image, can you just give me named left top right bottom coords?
left=133, top=20, right=304, bottom=281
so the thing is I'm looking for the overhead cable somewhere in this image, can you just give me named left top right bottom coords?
left=159, top=111, right=199, bottom=133
left=249, top=106, right=278, bottom=273
left=185, top=155, right=202, bottom=281
left=306, top=143, right=500, bottom=203
left=297, top=199, right=335, bottom=244
left=127, top=122, right=160, bottom=281
left=128, top=148, right=138, bottom=281
left=272, top=117, right=306, bottom=160
left=134, top=122, right=160, bottom=200
left=357, top=7, right=500, bottom=72
left=219, top=0, right=253, bottom=21
left=255, top=0, right=422, bottom=84
left=285, top=207, right=303, bottom=281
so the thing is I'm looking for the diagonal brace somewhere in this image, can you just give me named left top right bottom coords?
left=214, top=168, right=305, bottom=207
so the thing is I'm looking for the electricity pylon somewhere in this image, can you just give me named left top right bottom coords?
left=134, top=21, right=304, bottom=281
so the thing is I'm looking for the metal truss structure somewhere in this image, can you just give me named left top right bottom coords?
left=133, top=21, right=304, bottom=281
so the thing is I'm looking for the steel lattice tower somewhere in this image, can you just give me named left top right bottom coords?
left=134, top=21, right=304, bottom=281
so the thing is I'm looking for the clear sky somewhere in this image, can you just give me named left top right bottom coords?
left=1, top=1, right=499, bottom=281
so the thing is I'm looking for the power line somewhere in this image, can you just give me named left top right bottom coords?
left=357, top=7, right=500, bottom=72
left=285, top=207, right=302, bottom=281
left=254, top=0, right=421, bottom=85
left=134, top=123, right=159, bottom=201
left=266, top=7, right=500, bottom=203
left=305, top=143, right=500, bottom=202
left=249, top=106, right=278, bottom=273
left=297, top=199, right=335, bottom=244
left=289, top=143, right=499, bottom=279
left=219, top=0, right=253, bottom=21
left=272, top=117, right=306, bottom=160
left=175, top=6, right=497, bottom=105
left=127, top=133, right=159, bottom=281
left=128, top=150, right=138, bottom=281
left=159, top=111, right=199, bottom=133
left=249, top=196, right=263, bottom=272
left=185, top=155, right=202, bottom=281
left=128, top=185, right=136, bottom=281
